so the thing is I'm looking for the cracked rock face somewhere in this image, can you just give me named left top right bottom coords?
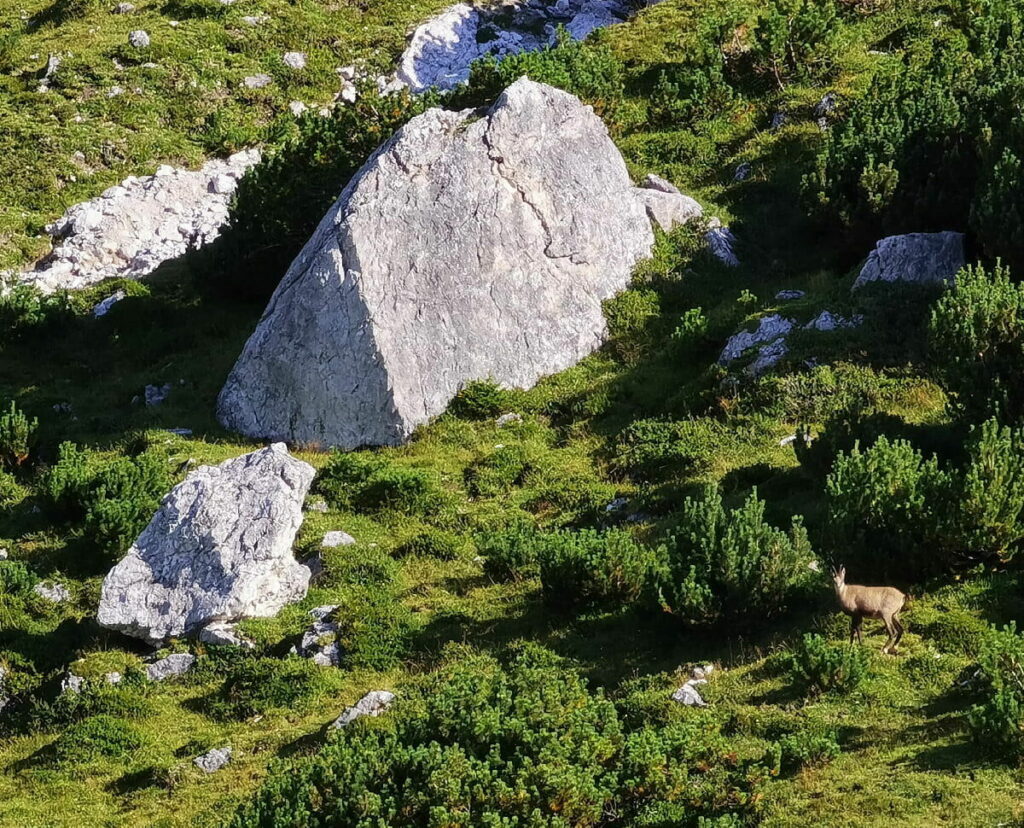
left=97, top=443, right=315, bottom=644
left=331, top=690, right=396, bottom=728
left=853, top=232, right=965, bottom=290
left=394, top=1, right=637, bottom=93
left=218, top=79, right=653, bottom=449
left=15, top=150, right=260, bottom=293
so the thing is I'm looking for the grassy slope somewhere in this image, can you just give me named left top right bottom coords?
left=0, top=0, right=1022, bottom=825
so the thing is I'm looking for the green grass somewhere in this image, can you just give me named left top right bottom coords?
left=0, top=0, right=1022, bottom=825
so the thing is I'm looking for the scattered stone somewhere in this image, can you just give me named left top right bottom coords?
left=770, top=110, right=788, bottom=130
left=37, top=53, right=61, bottom=93
left=92, top=290, right=126, bottom=318
left=105, top=672, right=123, bottom=685
left=321, top=531, right=355, bottom=548
left=331, top=690, right=396, bottom=728
left=209, top=174, right=237, bottom=195
left=634, top=187, right=703, bottom=233
left=218, top=80, right=654, bottom=449
left=853, top=232, right=966, bottom=290
left=166, top=428, right=193, bottom=436
left=734, top=162, right=752, bottom=181
left=604, top=497, right=628, bottom=513
left=641, top=173, right=681, bottom=194
left=113, top=2, right=135, bottom=11
left=17, top=150, right=260, bottom=293
left=128, top=30, right=150, bottom=49
left=779, top=434, right=797, bottom=447
left=495, top=412, right=522, bottom=427
left=706, top=221, right=740, bottom=267
left=61, top=672, right=86, bottom=694
left=288, top=100, right=308, bottom=116
left=243, top=74, right=273, bottom=89
left=194, top=746, right=232, bottom=773
left=199, top=622, right=251, bottom=648
left=720, top=314, right=794, bottom=364
left=814, top=92, right=838, bottom=129
left=282, top=51, right=307, bottom=70
left=146, top=653, right=195, bottom=682
left=775, top=289, right=805, bottom=301
left=804, top=310, right=863, bottom=332
left=0, top=548, right=6, bottom=560
left=241, top=14, right=268, bottom=25
left=337, top=81, right=358, bottom=104
left=107, top=86, right=125, bottom=98
left=301, top=551, right=326, bottom=581
left=306, top=498, right=329, bottom=513
left=337, top=65, right=357, bottom=81
left=748, top=337, right=789, bottom=375
left=671, top=678, right=707, bottom=707
left=144, top=383, right=171, bottom=407
left=293, top=606, right=341, bottom=667
left=34, top=581, right=70, bottom=603
left=97, top=444, right=315, bottom=644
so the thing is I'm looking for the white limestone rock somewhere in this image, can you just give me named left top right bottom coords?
left=194, top=746, right=232, bottom=773
left=634, top=187, right=703, bottom=232
left=853, top=232, right=966, bottom=290
left=97, top=444, right=315, bottom=644
left=128, top=30, right=150, bottom=48
left=282, top=51, right=307, bottom=70
left=331, top=690, right=396, bottom=728
left=34, top=581, right=70, bottom=603
left=322, top=531, right=355, bottom=548
left=719, top=314, right=794, bottom=364
left=395, top=4, right=481, bottom=92
left=146, top=653, right=195, bottom=681
left=218, top=79, right=654, bottom=449
left=18, top=150, right=260, bottom=293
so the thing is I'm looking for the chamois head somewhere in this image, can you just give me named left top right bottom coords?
left=831, top=564, right=846, bottom=593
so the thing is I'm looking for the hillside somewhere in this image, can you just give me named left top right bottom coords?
left=0, top=0, right=1023, bottom=826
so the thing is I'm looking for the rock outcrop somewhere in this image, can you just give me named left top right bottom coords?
left=394, top=1, right=638, bottom=92
left=218, top=79, right=654, bottom=449
left=97, top=444, right=314, bottom=644
left=331, top=690, right=396, bottom=728
left=16, top=150, right=260, bottom=293
left=853, top=232, right=965, bottom=290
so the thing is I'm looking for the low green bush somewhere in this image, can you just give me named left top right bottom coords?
left=317, top=452, right=447, bottom=517
left=930, top=263, right=1024, bottom=424
left=25, top=671, right=151, bottom=733
left=603, top=288, right=661, bottom=364
left=0, top=401, right=37, bottom=469
left=656, top=488, right=815, bottom=626
left=614, top=418, right=725, bottom=480
left=40, top=441, right=92, bottom=522
left=476, top=518, right=540, bottom=581
left=464, top=444, right=535, bottom=497
left=752, top=0, right=842, bottom=86
left=335, top=581, right=413, bottom=671
left=967, top=623, right=1024, bottom=760
left=777, top=724, right=842, bottom=770
left=447, top=379, right=511, bottom=420
left=394, top=528, right=465, bottom=560
left=48, top=715, right=143, bottom=765
left=210, top=656, right=336, bottom=721
left=83, top=453, right=170, bottom=558
left=230, top=644, right=768, bottom=827
left=0, top=560, right=36, bottom=595
left=537, top=528, right=658, bottom=606
left=789, top=633, right=868, bottom=695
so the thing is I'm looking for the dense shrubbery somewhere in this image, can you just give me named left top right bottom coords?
left=477, top=517, right=541, bottom=581
left=231, top=645, right=768, bottom=827
left=47, top=714, right=143, bottom=765
left=809, top=1, right=1024, bottom=255
left=537, top=528, right=658, bottom=606
left=615, top=418, right=725, bottom=480
left=447, top=378, right=512, bottom=420
left=316, top=452, right=448, bottom=518
left=40, top=443, right=170, bottom=562
left=464, top=444, right=537, bottom=497
left=789, top=633, right=869, bottom=695
left=752, top=0, right=843, bottom=87
left=826, top=419, right=1024, bottom=580
left=656, top=488, right=815, bottom=626
left=930, top=263, right=1024, bottom=423
left=210, top=656, right=337, bottom=721
left=967, top=623, right=1024, bottom=760
left=776, top=722, right=842, bottom=770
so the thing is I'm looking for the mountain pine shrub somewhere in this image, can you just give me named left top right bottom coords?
left=967, top=623, right=1024, bottom=760
left=210, top=656, right=339, bottom=721
left=40, top=442, right=93, bottom=522
left=789, top=633, right=868, bottom=695
left=752, top=0, right=842, bottom=88
left=48, top=715, right=143, bottom=765
left=230, top=645, right=768, bottom=827
left=0, top=401, right=37, bottom=469
left=536, top=528, right=658, bottom=606
left=656, top=488, right=815, bottom=626
left=447, top=378, right=510, bottom=420
left=929, top=263, right=1024, bottom=424
left=82, top=453, right=170, bottom=560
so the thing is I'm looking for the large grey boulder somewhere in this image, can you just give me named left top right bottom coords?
left=853, top=232, right=965, bottom=290
left=97, top=444, right=315, bottom=644
left=218, top=79, right=654, bottom=449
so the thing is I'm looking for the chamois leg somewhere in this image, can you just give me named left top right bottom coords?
left=881, top=615, right=896, bottom=654
left=850, top=615, right=863, bottom=645
left=891, top=613, right=905, bottom=652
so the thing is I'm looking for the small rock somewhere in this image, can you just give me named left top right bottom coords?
left=144, top=383, right=171, bottom=406
left=243, top=74, right=273, bottom=89
left=641, top=173, right=681, bottom=195
left=779, top=434, right=797, bottom=447
left=105, top=671, right=123, bottom=685
left=306, top=498, right=329, bottom=513
left=308, top=605, right=338, bottom=622
left=0, top=548, right=8, bottom=560
left=337, top=82, right=358, bottom=104
left=199, top=622, right=251, bottom=648
left=734, top=162, right=752, bottom=182
left=92, top=289, right=126, bottom=317
left=288, top=100, right=308, bottom=116
left=107, top=86, right=125, bottom=98
left=853, top=232, right=965, bottom=291
left=671, top=678, right=707, bottom=707
left=814, top=91, right=838, bottom=119
left=166, top=428, right=193, bottom=436
left=495, top=412, right=522, bottom=426
left=322, top=531, right=355, bottom=548
left=194, top=746, right=232, bottom=773
left=34, top=582, right=70, bottom=603
left=282, top=52, right=307, bottom=70
left=775, top=289, right=805, bottom=301
left=241, top=14, right=268, bottom=26
left=336, top=65, right=356, bottom=81
left=146, top=653, right=196, bottom=682
left=331, top=690, right=396, bottom=728
left=209, top=174, right=236, bottom=195
left=706, top=222, right=740, bottom=267
left=0, top=666, right=7, bottom=712
left=301, top=552, right=326, bottom=581
left=604, top=497, right=628, bottom=513
left=770, top=111, right=787, bottom=130
left=113, top=2, right=135, bottom=12
left=128, top=30, right=150, bottom=49
left=61, top=673, right=86, bottom=694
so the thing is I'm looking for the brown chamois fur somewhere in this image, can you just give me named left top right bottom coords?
left=831, top=565, right=907, bottom=654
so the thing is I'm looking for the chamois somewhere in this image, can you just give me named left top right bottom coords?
left=831, top=565, right=906, bottom=654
